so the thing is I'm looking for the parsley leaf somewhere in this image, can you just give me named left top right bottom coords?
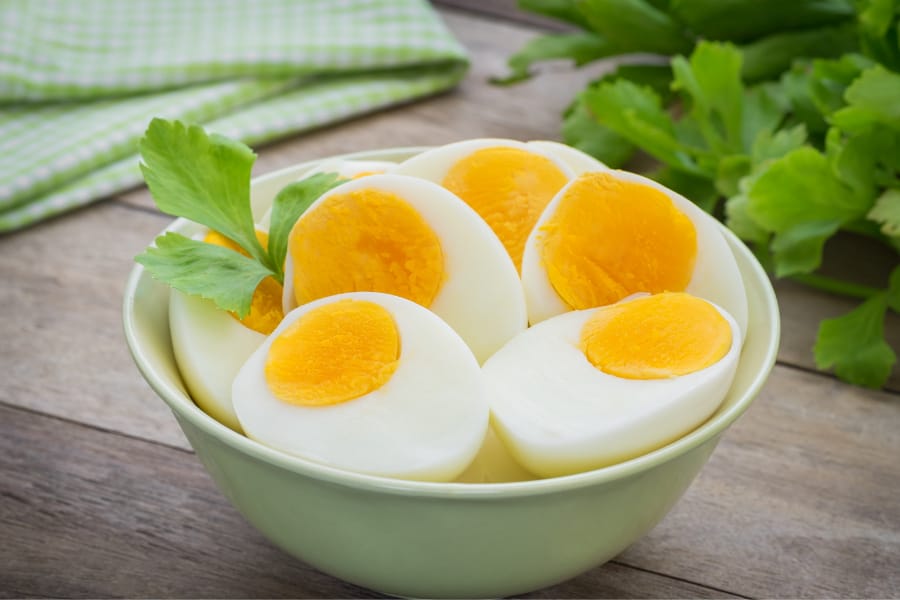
left=746, top=146, right=872, bottom=275
left=493, top=32, right=616, bottom=85
left=831, top=65, right=900, bottom=132
left=868, top=188, right=900, bottom=239
left=139, top=118, right=274, bottom=273
left=814, top=265, right=900, bottom=388
left=671, top=41, right=745, bottom=154
left=584, top=79, right=706, bottom=176
left=578, top=0, right=692, bottom=55
left=266, top=172, right=345, bottom=281
left=135, top=232, right=275, bottom=318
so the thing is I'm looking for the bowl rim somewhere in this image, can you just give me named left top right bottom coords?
left=123, top=146, right=781, bottom=499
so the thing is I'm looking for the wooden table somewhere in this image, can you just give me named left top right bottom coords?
left=3, top=5, right=899, bottom=598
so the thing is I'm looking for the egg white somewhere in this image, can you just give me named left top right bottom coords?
left=483, top=298, right=742, bottom=478
left=258, top=159, right=397, bottom=230
left=169, top=289, right=264, bottom=432
left=232, top=291, right=490, bottom=482
left=391, top=138, right=575, bottom=184
left=526, top=140, right=609, bottom=175
left=521, top=169, right=749, bottom=336
left=283, top=173, right=528, bottom=364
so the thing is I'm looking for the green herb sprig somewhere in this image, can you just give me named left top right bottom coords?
left=135, top=118, right=343, bottom=318
left=499, top=0, right=900, bottom=388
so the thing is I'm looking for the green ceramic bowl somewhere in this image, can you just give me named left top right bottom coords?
left=123, top=148, right=780, bottom=599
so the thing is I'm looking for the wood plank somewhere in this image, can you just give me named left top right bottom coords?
left=0, top=403, right=737, bottom=599
left=0, top=201, right=189, bottom=450
left=621, top=365, right=900, bottom=598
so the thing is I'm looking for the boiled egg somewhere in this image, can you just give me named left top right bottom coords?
left=454, top=425, right=537, bottom=483
left=392, top=139, right=574, bottom=271
left=527, top=140, right=609, bottom=175
left=258, top=159, right=396, bottom=229
left=232, top=292, right=489, bottom=481
left=169, top=229, right=284, bottom=431
left=522, top=170, right=749, bottom=335
left=483, top=292, right=742, bottom=478
left=282, top=173, right=527, bottom=363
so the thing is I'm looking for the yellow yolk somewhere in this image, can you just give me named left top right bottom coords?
left=580, top=293, right=731, bottom=379
left=264, top=299, right=400, bottom=406
left=203, top=230, right=284, bottom=335
left=288, top=188, right=444, bottom=307
left=541, top=172, right=697, bottom=309
left=442, top=147, right=569, bottom=271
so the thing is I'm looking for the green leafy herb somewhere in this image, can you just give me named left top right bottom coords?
left=815, top=265, right=900, bottom=387
left=266, top=172, right=344, bottom=281
left=492, top=32, right=615, bottom=85
left=499, top=0, right=900, bottom=387
left=136, top=232, right=274, bottom=318
left=135, top=118, right=343, bottom=318
left=139, top=118, right=273, bottom=273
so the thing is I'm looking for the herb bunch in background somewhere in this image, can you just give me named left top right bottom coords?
left=498, top=0, right=900, bottom=388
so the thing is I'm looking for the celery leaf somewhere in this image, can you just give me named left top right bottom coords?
left=135, top=232, right=275, bottom=318
left=868, top=188, right=900, bottom=238
left=814, top=285, right=896, bottom=389
left=493, top=32, right=616, bottom=84
left=139, top=118, right=273, bottom=272
left=267, top=172, right=345, bottom=281
left=747, top=146, right=872, bottom=275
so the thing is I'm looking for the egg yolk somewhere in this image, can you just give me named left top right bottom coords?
left=540, top=172, right=697, bottom=310
left=264, top=299, right=400, bottom=406
left=288, top=188, right=444, bottom=308
left=442, top=147, right=569, bottom=272
left=203, top=230, right=284, bottom=335
left=580, top=293, right=731, bottom=379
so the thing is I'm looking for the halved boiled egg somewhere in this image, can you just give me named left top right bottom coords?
left=483, top=292, right=742, bottom=478
left=392, top=139, right=574, bottom=271
left=232, top=292, right=489, bottom=482
left=169, top=229, right=284, bottom=431
left=258, top=159, right=396, bottom=229
left=283, top=173, right=527, bottom=363
left=526, top=140, right=609, bottom=175
left=522, top=170, right=749, bottom=335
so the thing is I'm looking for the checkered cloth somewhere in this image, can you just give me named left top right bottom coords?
left=0, top=0, right=468, bottom=231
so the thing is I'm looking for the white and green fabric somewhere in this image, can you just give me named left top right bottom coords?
left=0, top=0, right=468, bottom=231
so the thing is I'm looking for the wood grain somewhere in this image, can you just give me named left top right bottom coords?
left=624, top=366, right=900, bottom=598
left=0, top=403, right=736, bottom=599
left=0, top=201, right=188, bottom=450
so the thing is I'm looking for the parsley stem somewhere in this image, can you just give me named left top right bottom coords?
left=789, top=273, right=882, bottom=301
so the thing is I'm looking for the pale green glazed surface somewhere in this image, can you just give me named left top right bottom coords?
left=123, top=148, right=780, bottom=599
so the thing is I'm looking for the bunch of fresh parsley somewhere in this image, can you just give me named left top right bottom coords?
left=499, top=0, right=900, bottom=388
left=135, top=118, right=342, bottom=318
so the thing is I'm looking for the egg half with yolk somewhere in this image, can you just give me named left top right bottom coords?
left=522, top=170, right=749, bottom=336
left=392, top=139, right=575, bottom=272
left=169, top=229, right=284, bottom=431
left=483, top=292, right=742, bottom=478
left=526, top=140, right=609, bottom=175
left=282, top=173, right=527, bottom=363
left=232, top=292, right=489, bottom=481
left=257, top=159, right=396, bottom=230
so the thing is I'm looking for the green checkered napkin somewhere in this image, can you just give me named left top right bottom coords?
left=0, top=0, right=468, bottom=231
